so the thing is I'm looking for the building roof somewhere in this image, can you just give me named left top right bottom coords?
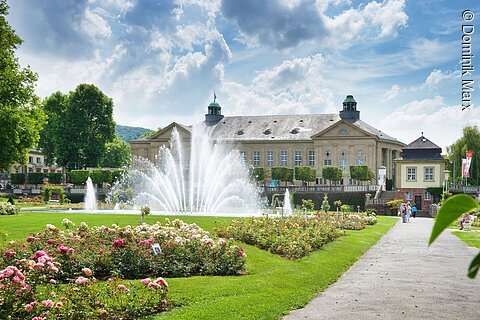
left=208, top=114, right=401, bottom=143
left=403, top=135, right=441, bottom=150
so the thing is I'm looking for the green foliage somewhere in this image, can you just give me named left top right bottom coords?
left=271, top=167, right=294, bottom=184
left=10, top=173, right=25, bottom=185
left=340, top=204, right=350, bottom=213
left=322, top=166, right=342, bottom=184
left=448, top=126, right=480, bottom=184
left=115, top=124, right=153, bottom=142
left=26, top=172, right=44, bottom=185
left=350, top=165, right=370, bottom=181
left=300, top=199, right=315, bottom=211
left=111, top=170, right=125, bottom=183
left=100, top=135, right=132, bottom=168
left=0, top=1, right=46, bottom=171
left=321, top=194, right=330, bottom=212
left=47, top=172, right=62, bottom=184
left=38, top=92, right=68, bottom=166
left=217, top=216, right=344, bottom=259
left=42, top=185, right=65, bottom=204
left=69, top=170, right=90, bottom=185
left=426, top=187, right=443, bottom=197
left=90, top=170, right=113, bottom=185
left=40, top=84, right=115, bottom=170
left=334, top=200, right=342, bottom=210
left=294, top=166, right=316, bottom=183
left=429, top=194, right=480, bottom=278
left=252, top=167, right=265, bottom=181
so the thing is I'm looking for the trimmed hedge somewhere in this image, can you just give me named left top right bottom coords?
left=27, top=172, right=45, bottom=185
left=90, top=170, right=113, bottom=184
left=48, top=172, right=62, bottom=184
left=69, top=170, right=90, bottom=185
left=10, top=173, right=25, bottom=185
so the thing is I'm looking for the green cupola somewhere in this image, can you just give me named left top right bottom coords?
left=205, top=92, right=224, bottom=126
left=339, top=95, right=360, bottom=120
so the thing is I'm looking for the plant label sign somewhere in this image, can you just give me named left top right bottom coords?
left=152, top=243, right=162, bottom=255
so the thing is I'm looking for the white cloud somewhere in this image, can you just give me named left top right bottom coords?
left=381, top=84, right=401, bottom=102
left=363, top=0, right=408, bottom=38
left=380, top=97, right=480, bottom=150
left=425, top=69, right=460, bottom=87
left=81, top=7, right=112, bottom=40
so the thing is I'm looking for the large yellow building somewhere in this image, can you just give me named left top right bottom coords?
left=130, top=95, right=405, bottom=187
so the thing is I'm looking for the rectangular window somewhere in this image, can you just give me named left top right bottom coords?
left=407, top=167, right=416, bottom=181
left=424, top=167, right=434, bottom=181
left=294, top=150, right=302, bottom=166
left=323, top=159, right=332, bottom=166
left=280, top=151, right=288, bottom=166
left=29, top=156, right=33, bottom=164
left=424, top=191, right=431, bottom=200
left=339, top=159, right=348, bottom=170
left=253, top=151, right=260, bottom=166
left=240, top=151, right=247, bottom=163
left=267, top=151, right=274, bottom=166
left=36, top=157, right=41, bottom=164
left=406, top=192, right=412, bottom=201
left=308, top=150, right=315, bottom=166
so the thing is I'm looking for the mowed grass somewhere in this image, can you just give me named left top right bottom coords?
left=0, top=212, right=397, bottom=320
left=452, top=231, right=480, bottom=248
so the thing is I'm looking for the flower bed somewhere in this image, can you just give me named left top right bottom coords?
left=0, top=218, right=246, bottom=318
left=217, top=213, right=376, bottom=259
left=1, top=219, right=246, bottom=280
left=217, top=216, right=345, bottom=259
left=0, top=202, right=18, bottom=215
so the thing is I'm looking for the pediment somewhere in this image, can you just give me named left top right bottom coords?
left=311, top=120, right=373, bottom=139
left=150, top=122, right=191, bottom=141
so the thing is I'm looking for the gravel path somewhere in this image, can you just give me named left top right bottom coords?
left=284, top=218, right=480, bottom=320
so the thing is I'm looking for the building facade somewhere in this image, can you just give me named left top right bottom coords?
left=394, top=135, right=447, bottom=210
left=130, top=95, right=405, bottom=186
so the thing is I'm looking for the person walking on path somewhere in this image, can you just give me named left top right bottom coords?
left=411, top=204, right=417, bottom=218
left=406, top=202, right=412, bottom=222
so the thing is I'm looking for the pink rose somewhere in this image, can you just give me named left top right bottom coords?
left=42, top=299, right=54, bottom=308
left=117, top=284, right=129, bottom=292
left=82, top=267, right=92, bottom=277
left=141, top=278, right=151, bottom=286
left=154, top=277, right=168, bottom=287
left=75, top=276, right=89, bottom=285
left=25, top=303, right=35, bottom=312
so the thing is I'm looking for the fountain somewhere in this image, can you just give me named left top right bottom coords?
left=84, top=177, right=97, bottom=211
left=283, top=189, right=293, bottom=216
left=111, top=124, right=263, bottom=215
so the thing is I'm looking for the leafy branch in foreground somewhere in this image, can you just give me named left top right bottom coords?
left=429, top=194, right=480, bottom=278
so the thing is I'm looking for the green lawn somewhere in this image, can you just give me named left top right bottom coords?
left=452, top=231, right=480, bottom=248
left=0, top=212, right=397, bottom=319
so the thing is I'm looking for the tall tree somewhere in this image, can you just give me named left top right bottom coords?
left=64, top=84, right=115, bottom=169
left=41, top=84, right=115, bottom=170
left=100, top=135, right=132, bottom=168
left=448, top=126, right=480, bottom=184
left=39, top=92, right=68, bottom=166
left=0, top=1, right=45, bottom=171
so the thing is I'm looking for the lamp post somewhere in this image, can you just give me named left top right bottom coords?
left=443, top=170, right=450, bottom=195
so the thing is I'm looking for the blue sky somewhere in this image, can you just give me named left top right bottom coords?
left=7, top=0, right=480, bottom=150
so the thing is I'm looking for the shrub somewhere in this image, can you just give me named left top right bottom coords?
left=333, top=200, right=342, bottom=211
left=252, top=167, right=265, bottom=182
left=90, top=170, right=113, bottom=185
left=340, top=204, right=350, bottom=213
left=217, top=216, right=344, bottom=259
left=271, top=167, right=294, bottom=184
left=10, top=173, right=25, bottom=185
left=365, top=208, right=377, bottom=216
left=0, top=202, right=19, bottom=215
left=300, top=199, right=315, bottom=211
left=27, top=172, right=45, bottom=185
left=111, top=170, right=125, bottom=183
left=69, top=170, right=90, bottom=185
left=48, top=172, right=62, bottom=184
left=0, top=219, right=246, bottom=280
left=322, top=166, right=342, bottom=184
left=320, top=194, right=330, bottom=212
left=386, top=199, right=403, bottom=215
